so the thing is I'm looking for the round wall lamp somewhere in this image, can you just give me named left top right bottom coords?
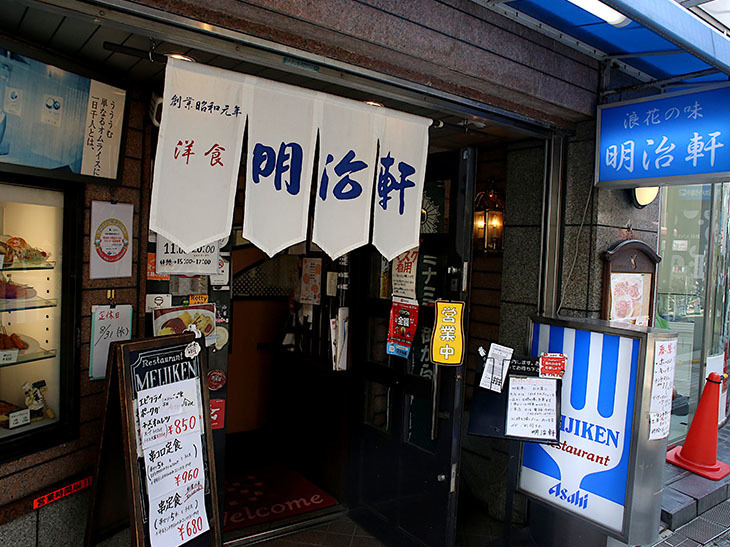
left=631, top=186, right=659, bottom=208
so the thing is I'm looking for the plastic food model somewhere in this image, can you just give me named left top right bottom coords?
left=0, top=273, right=29, bottom=299
left=23, top=380, right=55, bottom=420
left=0, top=328, right=28, bottom=350
left=159, top=311, right=215, bottom=336
left=0, top=236, right=49, bottom=266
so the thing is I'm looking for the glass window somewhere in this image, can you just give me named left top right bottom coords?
left=364, top=381, right=391, bottom=433
left=709, top=183, right=730, bottom=419
left=657, top=185, right=712, bottom=442
left=0, top=183, right=64, bottom=442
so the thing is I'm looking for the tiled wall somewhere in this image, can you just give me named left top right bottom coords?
left=142, top=0, right=599, bottom=127
left=559, top=121, right=660, bottom=318
left=0, top=89, right=150, bottom=545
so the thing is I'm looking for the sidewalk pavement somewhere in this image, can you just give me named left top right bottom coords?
left=652, top=422, right=730, bottom=547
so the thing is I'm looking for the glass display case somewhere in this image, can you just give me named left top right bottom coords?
left=0, top=180, right=80, bottom=459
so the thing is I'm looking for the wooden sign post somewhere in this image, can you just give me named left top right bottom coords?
left=85, top=332, right=221, bottom=547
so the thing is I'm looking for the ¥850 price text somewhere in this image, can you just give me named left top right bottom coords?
left=167, top=416, right=197, bottom=435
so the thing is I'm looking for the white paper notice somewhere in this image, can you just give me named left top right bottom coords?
left=479, top=343, right=514, bottom=393
left=156, top=234, right=219, bottom=275
left=210, top=257, right=230, bottom=287
left=89, top=304, right=132, bottom=380
left=649, top=339, right=677, bottom=440
left=144, top=433, right=205, bottom=500
left=391, top=248, right=418, bottom=299
left=146, top=294, right=173, bottom=313
left=138, top=377, right=210, bottom=547
left=300, top=258, right=322, bottom=305
left=90, top=201, right=133, bottom=279
left=148, top=480, right=209, bottom=547
left=506, top=377, right=558, bottom=440
left=335, top=307, right=349, bottom=371
left=137, top=379, right=202, bottom=449
left=81, top=80, right=126, bottom=179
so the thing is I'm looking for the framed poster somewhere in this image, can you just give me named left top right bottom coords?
left=602, top=240, right=661, bottom=327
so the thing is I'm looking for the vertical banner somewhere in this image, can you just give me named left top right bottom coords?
left=90, top=201, right=133, bottom=279
left=243, top=79, right=320, bottom=256
left=313, top=100, right=379, bottom=259
left=150, top=58, right=247, bottom=252
left=372, top=113, right=430, bottom=261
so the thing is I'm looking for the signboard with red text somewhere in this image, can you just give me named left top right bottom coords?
left=86, top=333, right=221, bottom=547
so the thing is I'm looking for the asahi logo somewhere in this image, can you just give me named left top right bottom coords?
left=548, top=482, right=588, bottom=509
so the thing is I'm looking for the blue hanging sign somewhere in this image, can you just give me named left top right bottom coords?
left=596, top=84, right=730, bottom=188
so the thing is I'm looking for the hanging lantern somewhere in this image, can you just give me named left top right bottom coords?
left=474, top=182, right=504, bottom=253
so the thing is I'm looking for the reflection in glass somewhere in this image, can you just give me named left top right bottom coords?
left=657, top=185, right=711, bottom=441
left=407, top=393, right=437, bottom=452
left=364, top=381, right=390, bottom=433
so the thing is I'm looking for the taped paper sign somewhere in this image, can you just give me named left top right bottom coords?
left=506, top=376, right=559, bottom=441
left=391, top=248, right=418, bottom=299
left=300, top=258, right=322, bottom=305
left=90, top=201, right=133, bottom=279
left=156, top=234, right=219, bottom=275
left=479, top=343, right=514, bottom=392
left=649, top=339, right=677, bottom=440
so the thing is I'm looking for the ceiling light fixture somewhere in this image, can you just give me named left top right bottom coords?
left=166, top=53, right=195, bottom=62
left=566, top=0, right=631, bottom=27
left=364, top=100, right=384, bottom=107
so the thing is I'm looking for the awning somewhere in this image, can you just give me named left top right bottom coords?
left=500, top=0, right=730, bottom=87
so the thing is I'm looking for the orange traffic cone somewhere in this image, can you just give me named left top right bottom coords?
left=666, top=372, right=730, bottom=480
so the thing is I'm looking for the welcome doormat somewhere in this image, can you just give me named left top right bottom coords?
left=223, top=465, right=339, bottom=531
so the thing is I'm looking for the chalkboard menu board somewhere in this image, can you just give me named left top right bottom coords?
left=85, top=333, right=221, bottom=547
left=468, top=354, right=560, bottom=444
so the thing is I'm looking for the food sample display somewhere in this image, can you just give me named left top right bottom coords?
left=0, top=182, right=64, bottom=443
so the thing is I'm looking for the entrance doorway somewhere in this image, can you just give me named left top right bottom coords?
left=220, top=147, right=478, bottom=546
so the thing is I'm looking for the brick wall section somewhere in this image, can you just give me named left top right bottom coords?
left=0, top=88, right=149, bottom=518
